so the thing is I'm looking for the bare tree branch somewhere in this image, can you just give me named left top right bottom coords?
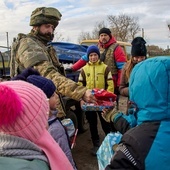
left=107, top=13, right=140, bottom=41
left=77, top=21, right=107, bottom=43
left=77, top=13, right=141, bottom=44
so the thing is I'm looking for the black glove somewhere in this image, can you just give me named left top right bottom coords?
left=65, top=67, right=73, bottom=73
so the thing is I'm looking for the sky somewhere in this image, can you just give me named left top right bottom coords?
left=0, top=0, right=170, bottom=52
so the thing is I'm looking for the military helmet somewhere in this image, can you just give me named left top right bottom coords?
left=30, top=7, right=62, bottom=27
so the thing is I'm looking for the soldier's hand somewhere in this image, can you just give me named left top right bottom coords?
left=82, top=89, right=97, bottom=103
left=80, top=100, right=85, bottom=108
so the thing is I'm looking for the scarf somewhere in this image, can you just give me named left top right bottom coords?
left=0, top=133, right=48, bottom=163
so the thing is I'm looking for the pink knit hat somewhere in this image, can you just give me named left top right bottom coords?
left=0, top=81, right=73, bottom=170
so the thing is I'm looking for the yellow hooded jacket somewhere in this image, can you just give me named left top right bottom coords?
left=78, top=60, right=114, bottom=93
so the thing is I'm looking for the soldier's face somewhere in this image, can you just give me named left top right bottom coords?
left=38, top=24, right=55, bottom=41
left=99, top=33, right=110, bottom=44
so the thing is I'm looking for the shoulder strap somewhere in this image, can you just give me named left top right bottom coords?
left=10, top=33, right=27, bottom=77
left=109, top=43, right=119, bottom=56
left=48, top=117, right=58, bottom=126
left=100, top=43, right=119, bottom=62
left=109, top=43, right=119, bottom=69
left=100, top=48, right=108, bottom=62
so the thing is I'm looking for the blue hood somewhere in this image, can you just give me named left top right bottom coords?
left=129, top=56, right=170, bottom=124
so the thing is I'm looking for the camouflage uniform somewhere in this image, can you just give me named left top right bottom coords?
left=12, top=7, right=87, bottom=117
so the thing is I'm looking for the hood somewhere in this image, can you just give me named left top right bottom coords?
left=129, top=57, right=170, bottom=124
left=98, top=36, right=117, bottom=49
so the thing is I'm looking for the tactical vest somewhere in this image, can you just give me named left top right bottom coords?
left=10, top=33, right=26, bottom=77
left=98, top=43, right=118, bottom=75
left=10, top=33, right=65, bottom=77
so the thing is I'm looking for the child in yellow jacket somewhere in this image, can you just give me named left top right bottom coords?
left=78, top=45, right=114, bottom=156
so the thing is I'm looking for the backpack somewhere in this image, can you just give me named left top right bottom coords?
left=10, top=33, right=27, bottom=78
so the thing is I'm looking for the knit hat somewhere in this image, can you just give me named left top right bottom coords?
left=0, top=81, right=73, bottom=170
left=131, top=37, right=147, bottom=57
left=87, top=45, right=100, bottom=58
left=99, top=27, right=112, bottom=37
left=27, top=75, right=56, bottom=98
left=12, top=68, right=56, bottom=98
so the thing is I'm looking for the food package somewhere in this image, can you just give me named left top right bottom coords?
left=81, top=88, right=117, bottom=111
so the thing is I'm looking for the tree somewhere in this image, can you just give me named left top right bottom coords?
left=77, top=13, right=140, bottom=43
left=77, top=21, right=107, bottom=43
left=91, top=21, right=107, bottom=39
left=107, top=14, right=140, bottom=42
left=77, top=31, right=92, bottom=44
left=168, top=22, right=170, bottom=31
left=53, top=32, right=65, bottom=41
left=147, top=45, right=166, bottom=56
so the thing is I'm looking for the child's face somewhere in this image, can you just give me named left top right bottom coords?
left=49, top=92, right=60, bottom=111
left=89, top=52, right=99, bottom=63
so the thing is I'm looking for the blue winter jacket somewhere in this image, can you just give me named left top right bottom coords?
left=106, top=56, right=170, bottom=170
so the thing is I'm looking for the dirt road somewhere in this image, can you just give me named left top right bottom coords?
left=72, top=96, right=128, bottom=170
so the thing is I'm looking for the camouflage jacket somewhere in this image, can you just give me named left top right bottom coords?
left=14, top=34, right=86, bottom=101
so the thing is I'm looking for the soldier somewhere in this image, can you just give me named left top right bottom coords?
left=10, top=7, right=96, bottom=118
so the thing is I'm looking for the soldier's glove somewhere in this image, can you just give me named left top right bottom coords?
left=65, top=67, right=73, bottom=73
left=102, top=108, right=119, bottom=123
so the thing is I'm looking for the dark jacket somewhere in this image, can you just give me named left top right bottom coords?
left=106, top=57, right=170, bottom=170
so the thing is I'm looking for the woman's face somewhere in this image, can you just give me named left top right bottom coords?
left=133, top=56, right=146, bottom=64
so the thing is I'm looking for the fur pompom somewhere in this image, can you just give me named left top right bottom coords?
left=0, top=84, right=23, bottom=127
